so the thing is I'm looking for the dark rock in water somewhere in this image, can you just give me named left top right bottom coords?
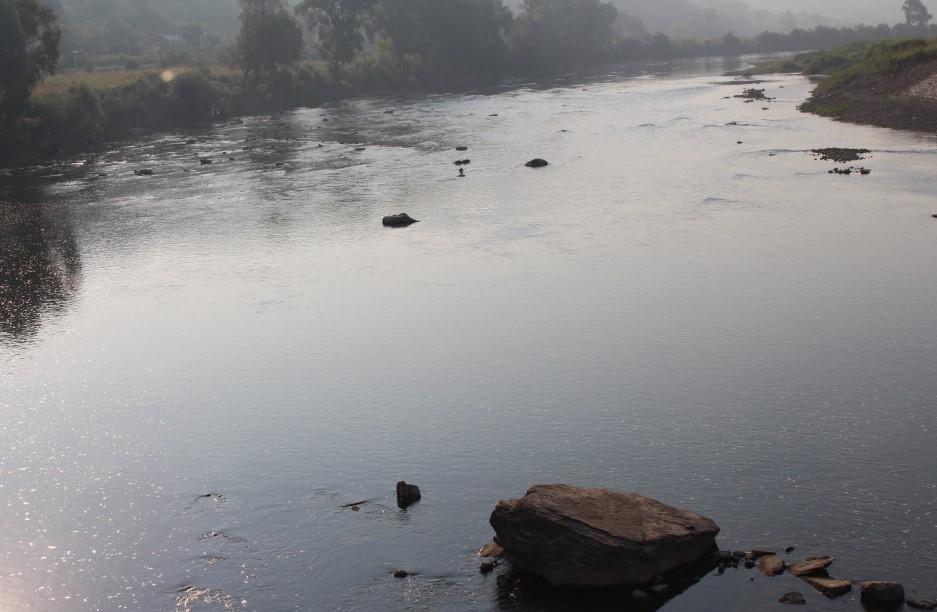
left=489, top=484, right=720, bottom=587
left=480, top=561, right=497, bottom=575
left=489, top=113, right=499, bottom=117
left=454, top=159, right=471, bottom=166
left=811, top=148, right=871, bottom=163
left=788, top=556, right=834, bottom=577
left=186, top=139, right=197, bottom=145
left=737, top=141, right=744, bottom=144
left=200, top=158, right=213, bottom=165
left=860, top=582, right=905, bottom=607
left=396, top=481, right=421, bottom=507
left=908, top=599, right=937, bottom=609
left=393, top=569, right=409, bottom=578
left=735, top=88, right=773, bottom=101
left=134, top=169, right=154, bottom=176
left=355, top=147, right=366, bottom=152
left=455, top=146, right=468, bottom=151
left=732, top=551, right=746, bottom=559
left=785, top=546, right=796, bottom=553
left=756, top=555, right=785, bottom=576
left=525, top=158, right=549, bottom=168
left=717, top=550, right=733, bottom=564
left=744, top=559, right=755, bottom=569
left=801, top=576, right=852, bottom=598
left=779, top=592, right=807, bottom=605
left=383, top=213, right=420, bottom=228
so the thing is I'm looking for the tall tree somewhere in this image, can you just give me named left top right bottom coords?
left=0, top=0, right=61, bottom=130
left=903, top=0, right=933, bottom=27
left=296, top=0, right=375, bottom=77
left=237, top=0, right=302, bottom=85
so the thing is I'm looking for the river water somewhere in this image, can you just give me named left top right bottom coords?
left=1, top=57, right=936, bottom=611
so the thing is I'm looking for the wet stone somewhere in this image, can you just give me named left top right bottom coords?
left=756, top=555, right=785, bottom=576
left=860, top=582, right=905, bottom=607
left=801, top=576, right=852, bottom=598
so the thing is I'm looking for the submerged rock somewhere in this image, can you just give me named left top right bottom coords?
left=395, top=481, right=421, bottom=508
left=779, top=592, right=807, bottom=605
left=525, top=158, right=549, bottom=168
left=455, top=146, right=468, bottom=151
left=800, top=576, right=852, bottom=598
left=383, top=213, right=420, bottom=228
left=134, top=169, right=154, bottom=176
left=860, top=582, right=905, bottom=607
left=200, top=158, right=213, bottom=165
left=393, top=569, right=409, bottom=578
left=489, top=484, right=720, bottom=587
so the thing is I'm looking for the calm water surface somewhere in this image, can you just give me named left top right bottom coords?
left=1, top=58, right=936, bottom=611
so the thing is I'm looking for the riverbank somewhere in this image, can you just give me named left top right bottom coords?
left=753, top=39, right=937, bottom=133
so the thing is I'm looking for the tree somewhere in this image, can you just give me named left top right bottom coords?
left=296, top=0, right=375, bottom=77
left=237, top=0, right=302, bottom=85
left=903, top=0, right=933, bottom=27
left=375, top=0, right=512, bottom=77
left=510, top=0, right=619, bottom=70
left=0, top=0, right=61, bottom=130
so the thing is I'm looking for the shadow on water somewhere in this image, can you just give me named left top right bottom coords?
left=494, top=554, right=719, bottom=612
left=0, top=200, right=82, bottom=343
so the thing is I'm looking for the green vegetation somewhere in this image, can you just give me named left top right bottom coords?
left=756, top=38, right=937, bottom=132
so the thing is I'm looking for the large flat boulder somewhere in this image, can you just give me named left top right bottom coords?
left=489, top=484, right=720, bottom=587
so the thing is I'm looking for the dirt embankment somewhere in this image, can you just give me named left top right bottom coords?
left=801, top=58, right=937, bottom=133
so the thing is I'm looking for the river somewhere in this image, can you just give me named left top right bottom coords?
left=1, top=57, right=936, bottom=611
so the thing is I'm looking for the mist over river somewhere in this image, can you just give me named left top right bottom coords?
left=1, top=57, right=936, bottom=611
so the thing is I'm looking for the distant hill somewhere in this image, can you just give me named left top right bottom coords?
left=615, top=0, right=835, bottom=38
left=736, top=0, right=904, bottom=26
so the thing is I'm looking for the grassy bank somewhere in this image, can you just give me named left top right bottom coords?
left=4, top=62, right=352, bottom=166
left=754, top=39, right=937, bottom=133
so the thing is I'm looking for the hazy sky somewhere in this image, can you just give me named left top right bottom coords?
left=736, top=0, right=904, bottom=25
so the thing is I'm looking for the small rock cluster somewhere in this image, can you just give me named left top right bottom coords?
left=715, top=548, right=934, bottom=609
left=828, top=166, right=871, bottom=175
left=735, top=88, right=774, bottom=101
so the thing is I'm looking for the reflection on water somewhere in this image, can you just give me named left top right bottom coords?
left=0, top=201, right=81, bottom=342
left=1, top=54, right=936, bottom=611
